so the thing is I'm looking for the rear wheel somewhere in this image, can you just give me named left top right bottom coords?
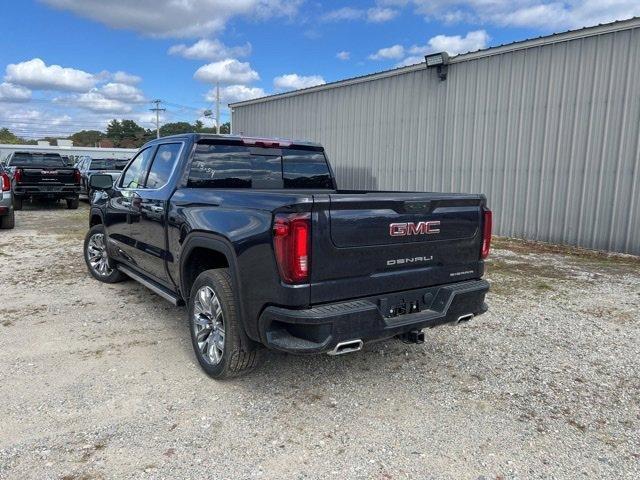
left=66, top=197, right=79, bottom=209
left=84, top=224, right=125, bottom=283
left=0, top=210, right=15, bottom=229
left=13, top=197, right=23, bottom=211
left=188, top=269, right=261, bottom=379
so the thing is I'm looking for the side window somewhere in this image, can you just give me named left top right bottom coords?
left=145, top=143, right=181, bottom=189
left=120, top=147, right=153, bottom=189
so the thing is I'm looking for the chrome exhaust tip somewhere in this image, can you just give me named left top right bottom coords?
left=455, top=313, right=474, bottom=325
left=327, top=339, right=364, bottom=356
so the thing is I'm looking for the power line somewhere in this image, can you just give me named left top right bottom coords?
left=149, top=99, right=166, bottom=139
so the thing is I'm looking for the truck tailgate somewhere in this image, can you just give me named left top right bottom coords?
left=310, top=192, right=487, bottom=304
left=20, top=167, right=76, bottom=185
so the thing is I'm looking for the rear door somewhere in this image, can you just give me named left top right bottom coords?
left=310, top=192, right=486, bottom=303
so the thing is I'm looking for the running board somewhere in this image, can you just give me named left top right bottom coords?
left=117, top=265, right=184, bottom=306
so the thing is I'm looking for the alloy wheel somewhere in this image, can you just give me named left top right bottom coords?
left=86, top=233, right=113, bottom=277
left=193, top=286, right=225, bottom=365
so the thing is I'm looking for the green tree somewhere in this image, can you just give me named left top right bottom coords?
left=0, top=127, right=22, bottom=144
left=159, top=122, right=196, bottom=137
left=106, top=120, right=124, bottom=146
left=0, top=128, right=37, bottom=145
left=70, top=130, right=104, bottom=147
left=106, top=119, right=151, bottom=148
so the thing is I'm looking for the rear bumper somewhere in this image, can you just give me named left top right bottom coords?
left=259, top=279, right=489, bottom=354
left=15, top=185, right=80, bottom=198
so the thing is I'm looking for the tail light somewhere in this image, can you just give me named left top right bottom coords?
left=480, top=208, right=492, bottom=259
left=14, top=168, right=23, bottom=183
left=273, top=212, right=311, bottom=284
left=1, top=173, right=10, bottom=191
left=73, top=169, right=81, bottom=184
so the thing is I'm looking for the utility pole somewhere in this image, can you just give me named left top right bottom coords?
left=150, top=99, right=166, bottom=138
left=215, top=82, right=220, bottom=134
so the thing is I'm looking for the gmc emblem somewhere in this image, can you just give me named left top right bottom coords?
left=389, top=221, right=440, bottom=237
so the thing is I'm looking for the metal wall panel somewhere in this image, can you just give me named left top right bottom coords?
left=233, top=27, right=640, bottom=255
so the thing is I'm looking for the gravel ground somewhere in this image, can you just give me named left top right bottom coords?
left=0, top=203, right=639, bottom=480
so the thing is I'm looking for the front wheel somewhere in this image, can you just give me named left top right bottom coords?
left=188, top=269, right=261, bottom=379
left=84, top=224, right=125, bottom=283
left=13, top=197, right=23, bottom=211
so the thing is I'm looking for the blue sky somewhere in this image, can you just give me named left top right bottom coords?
left=0, top=0, right=638, bottom=137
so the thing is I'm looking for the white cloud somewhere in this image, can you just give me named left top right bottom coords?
left=321, top=7, right=364, bottom=21
left=400, top=0, right=640, bottom=30
left=168, top=39, right=252, bottom=61
left=41, top=0, right=303, bottom=38
left=206, top=84, right=266, bottom=104
left=194, top=59, right=260, bottom=84
left=71, top=91, right=134, bottom=113
left=410, top=30, right=488, bottom=56
left=4, top=58, right=97, bottom=92
left=273, top=74, right=325, bottom=91
left=367, top=7, right=399, bottom=22
left=322, top=6, right=399, bottom=22
left=112, top=71, right=142, bottom=85
left=369, top=44, right=405, bottom=60
left=0, top=82, right=32, bottom=102
left=336, top=51, right=351, bottom=61
left=100, top=83, right=146, bottom=103
left=394, top=30, right=489, bottom=66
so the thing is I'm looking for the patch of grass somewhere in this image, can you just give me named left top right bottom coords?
left=485, top=259, right=567, bottom=297
left=494, top=236, right=640, bottom=274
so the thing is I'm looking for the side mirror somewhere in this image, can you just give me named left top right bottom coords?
left=89, top=174, right=114, bottom=190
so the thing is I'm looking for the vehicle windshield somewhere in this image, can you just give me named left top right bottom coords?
left=90, top=159, right=128, bottom=170
left=9, top=153, right=65, bottom=168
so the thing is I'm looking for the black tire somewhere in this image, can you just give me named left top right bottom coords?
left=84, top=224, right=126, bottom=283
left=188, top=268, right=261, bottom=379
left=0, top=210, right=15, bottom=229
left=67, top=197, right=79, bottom=209
left=13, top=197, right=23, bottom=211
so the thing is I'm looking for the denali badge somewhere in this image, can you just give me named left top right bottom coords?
left=389, top=221, right=440, bottom=237
left=387, top=255, right=433, bottom=266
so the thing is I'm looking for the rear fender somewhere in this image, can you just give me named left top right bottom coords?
left=179, top=233, right=256, bottom=345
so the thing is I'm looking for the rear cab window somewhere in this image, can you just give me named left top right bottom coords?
left=188, top=140, right=334, bottom=189
left=9, top=153, right=65, bottom=168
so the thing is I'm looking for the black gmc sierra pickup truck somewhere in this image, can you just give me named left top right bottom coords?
left=84, top=134, right=491, bottom=379
left=4, top=151, right=81, bottom=209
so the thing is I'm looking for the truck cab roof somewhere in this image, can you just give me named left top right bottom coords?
left=142, top=133, right=323, bottom=150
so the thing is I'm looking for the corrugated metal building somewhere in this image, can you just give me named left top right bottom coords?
left=231, top=18, right=640, bottom=255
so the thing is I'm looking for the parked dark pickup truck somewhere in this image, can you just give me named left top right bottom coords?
left=84, top=134, right=491, bottom=378
left=4, top=152, right=81, bottom=209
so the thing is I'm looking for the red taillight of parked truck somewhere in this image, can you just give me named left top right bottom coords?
left=1, top=172, right=10, bottom=191
left=273, top=212, right=311, bottom=284
left=73, top=169, right=81, bottom=184
left=481, top=208, right=492, bottom=259
left=13, top=168, right=23, bottom=183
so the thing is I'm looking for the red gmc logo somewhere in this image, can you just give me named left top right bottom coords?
left=389, top=221, right=441, bottom=237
